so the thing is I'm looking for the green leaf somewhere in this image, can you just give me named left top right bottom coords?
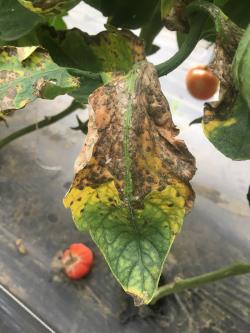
left=203, top=95, right=250, bottom=160
left=47, top=16, right=67, bottom=30
left=220, top=0, right=250, bottom=29
left=83, top=0, right=159, bottom=29
left=17, top=0, right=81, bottom=16
left=37, top=27, right=144, bottom=103
left=37, top=26, right=145, bottom=73
left=232, top=24, right=250, bottom=109
left=85, top=187, right=185, bottom=305
left=0, top=0, right=43, bottom=41
left=67, top=69, right=102, bottom=104
left=140, top=2, right=163, bottom=55
left=0, top=46, right=79, bottom=114
left=189, top=117, right=202, bottom=126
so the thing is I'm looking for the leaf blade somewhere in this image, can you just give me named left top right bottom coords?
left=84, top=186, right=185, bottom=305
left=0, top=46, right=79, bottom=114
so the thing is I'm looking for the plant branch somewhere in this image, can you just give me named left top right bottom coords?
left=156, top=13, right=206, bottom=77
left=0, top=100, right=81, bottom=149
left=151, top=262, right=250, bottom=304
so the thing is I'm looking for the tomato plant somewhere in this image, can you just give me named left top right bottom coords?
left=0, top=0, right=250, bottom=308
left=186, top=65, right=219, bottom=99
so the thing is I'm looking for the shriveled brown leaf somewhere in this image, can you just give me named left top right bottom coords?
left=72, top=60, right=195, bottom=212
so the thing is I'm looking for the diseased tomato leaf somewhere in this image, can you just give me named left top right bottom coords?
left=37, top=26, right=145, bottom=73
left=37, top=26, right=145, bottom=104
left=64, top=61, right=195, bottom=305
left=203, top=95, right=250, bottom=160
left=194, top=2, right=250, bottom=160
left=17, top=0, right=81, bottom=16
left=0, top=46, right=79, bottom=115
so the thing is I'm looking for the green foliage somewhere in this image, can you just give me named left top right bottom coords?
left=233, top=24, right=250, bottom=109
left=17, top=0, right=81, bottom=16
left=0, top=0, right=43, bottom=41
left=203, top=96, right=250, bottom=160
left=37, top=26, right=145, bottom=73
left=85, top=187, right=185, bottom=305
left=0, top=47, right=78, bottom=114
left=203, top=23, right=250, bottom=160
left=84, top=0, right=159, bottom=29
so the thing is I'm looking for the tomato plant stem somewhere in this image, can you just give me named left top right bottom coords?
left=0, top=100, right=81, bottom=150
left=156, top=13, right=206, bottom=77
left=151, top=262, right=250, bottom=304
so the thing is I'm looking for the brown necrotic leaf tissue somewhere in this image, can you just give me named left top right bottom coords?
left=64, top=60, right=196, bottom=305
left=72, top=60, right=195, bottom=211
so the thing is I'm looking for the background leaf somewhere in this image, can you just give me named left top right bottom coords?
left=37, top=26, right=145, bottom=73
left=0, top=47, right=78, bottom=114
left=83, top=0, right=159, bottom=29
left=203, top=95, right=250, bottom=160
left=233, top=24, right=250, bottom=109
left=17, top=0, right=81, bottom=16
left=0, top=0, right=43, bottom=41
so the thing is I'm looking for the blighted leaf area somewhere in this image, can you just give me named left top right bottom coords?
left=199, top=5, right=250, bottom=160
left=161, top=0, right=194, bottom=32
left=0, top=46, right=78, bottom=116
left=37, top=26, right=145, bottom=74
left=17, top=0, right=81, bottom=16
left=64, top=61, right=196, bottom=304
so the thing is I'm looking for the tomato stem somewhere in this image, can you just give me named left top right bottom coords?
left=150, top=262, right=250, bottom=304
left=0, top=100, right=81, bottom=150
left=156, top=13, right=206, bottom=77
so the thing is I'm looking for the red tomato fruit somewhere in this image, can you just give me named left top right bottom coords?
left=61, top=243, right=94, bottom=280
left=186, top=65, right=219, bottom=100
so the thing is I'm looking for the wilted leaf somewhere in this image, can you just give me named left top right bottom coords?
left=17, top=0, right=81, bottom=16
left=17, top=46, right=38, bottom=62
left=0, top=46, right=79, bottom=114
left=0, top=0, right=43, bottom=41
left=64, top=61, right=195, bottom=304
left=37, top=26, right=145, bottom=73
left=161, top=0, right=193, bottom=32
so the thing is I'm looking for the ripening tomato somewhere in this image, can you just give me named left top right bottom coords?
left=61, top=243, right=94, bottom=280
left=186, top=65, right=219, bottom=100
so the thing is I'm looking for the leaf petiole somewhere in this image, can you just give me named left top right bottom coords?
left=151, top=262, right=250, bottom=304
left=0, top=100, right=81, bottom=149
